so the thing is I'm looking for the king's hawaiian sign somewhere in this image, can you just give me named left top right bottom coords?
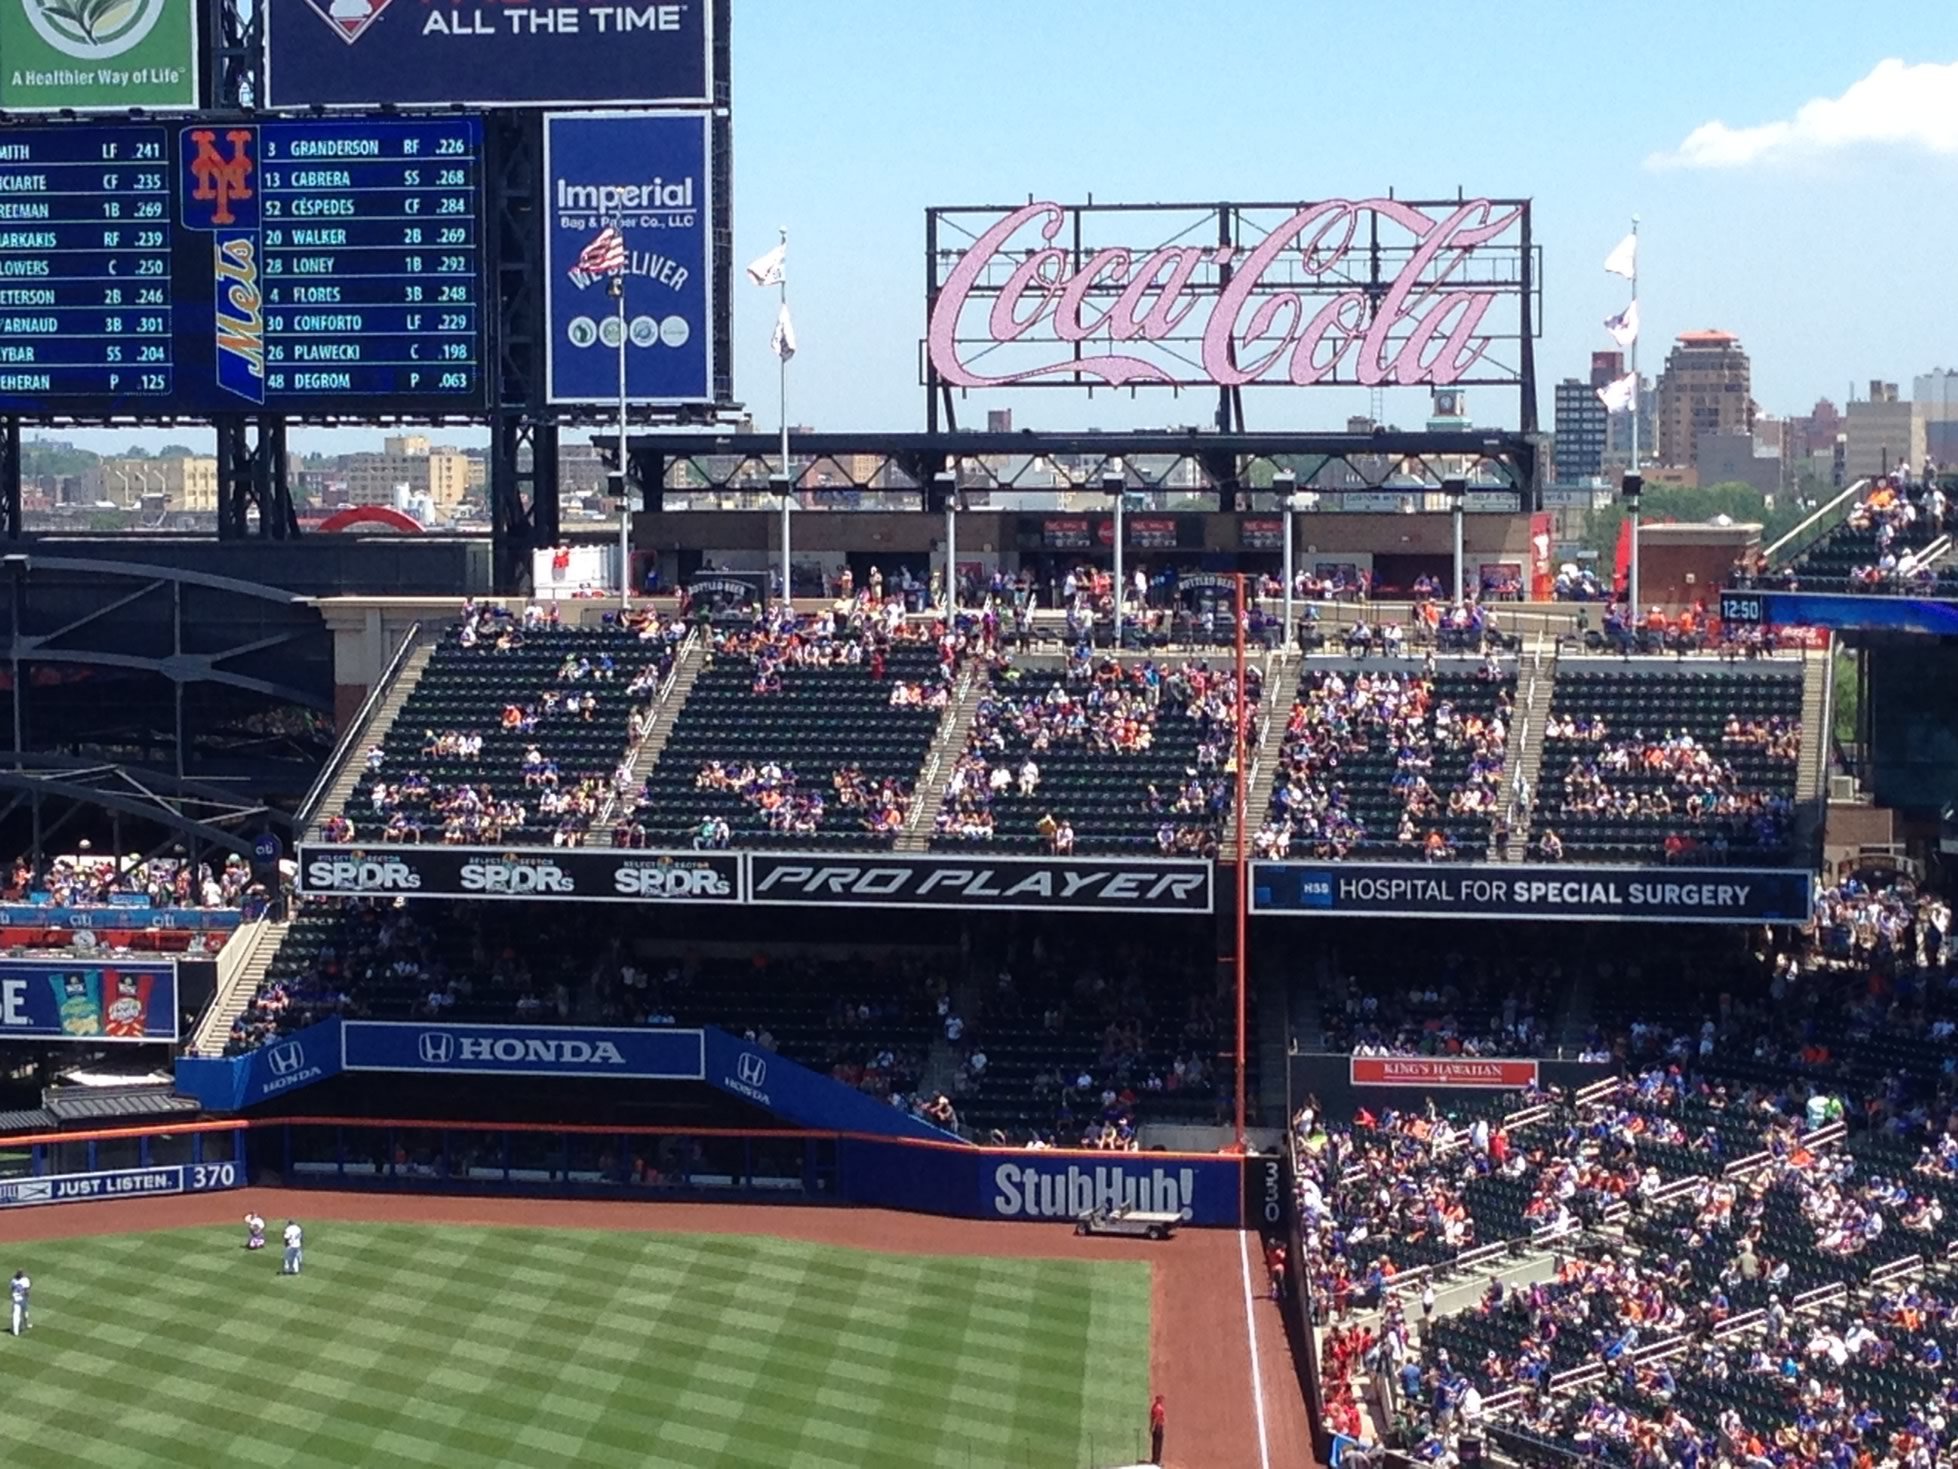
left=926, top=197, right=1531, bottom=392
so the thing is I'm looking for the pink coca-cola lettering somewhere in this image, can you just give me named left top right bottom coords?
left=928, top=198, right=1522, bottom=391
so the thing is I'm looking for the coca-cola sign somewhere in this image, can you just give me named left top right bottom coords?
left=925, top=197, right=1534, bottom=393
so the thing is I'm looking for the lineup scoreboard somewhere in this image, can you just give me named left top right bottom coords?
left=0, top=116, right=488, bottom=418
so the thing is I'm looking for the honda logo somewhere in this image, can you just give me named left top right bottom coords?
left=737, top=1052, right=767, bottom=1088
left=417, top=1032, right=455, bottom=1065
left=266, top=1042, right=305, bottom=1078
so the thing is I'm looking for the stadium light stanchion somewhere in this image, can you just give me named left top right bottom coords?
left=1274, top=468, right=1297, bottom=649
left=771, top=471, right=793, bottom=607
left=1102, top=469, right=1125, bottom=648
left=1233, top=570, right=1249, bottom=1152
left=937, top=469, right=957, bottom=615
left=1443, top=477, right=1467, bottom=604
left=1622, top=472, right=1644, bottom=624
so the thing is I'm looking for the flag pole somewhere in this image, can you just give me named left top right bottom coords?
left=613, top=246, right=630, bottom=611
left=1628, top=215, right=1640, bottom=473
left=777, top=226, right=791, bottom=609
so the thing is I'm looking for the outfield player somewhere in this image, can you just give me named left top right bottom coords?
left=10, top=1270, right=28, bottom=1336
left=245, top=1213, right=266, bottom=1251
left=281, top=1220, right=303, bottom=1275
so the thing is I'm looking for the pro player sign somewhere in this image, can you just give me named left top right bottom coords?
left=544, top=111, right=715, bottom=406
left=263, top=0, right=714, bottom=110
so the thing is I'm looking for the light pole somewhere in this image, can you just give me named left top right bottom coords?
left=936, top=469, right=958, bottom=614
left=770, top=470, right=792, bottom=607
left=1443, top=477, right=1467, bottom=605
left=1102, top=470, right=1125, bottom=648
left=1274, top=469, right=1297, bottom=649
left=1622, top=472, right=1644, bottom=625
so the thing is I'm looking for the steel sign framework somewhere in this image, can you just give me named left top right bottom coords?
left=923, top=197, right=1540, bottom=434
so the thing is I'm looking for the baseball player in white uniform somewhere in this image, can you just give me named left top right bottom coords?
left=244, top=1213, right=266, bottom=1251
left=280, top=1220, right=303, bottom=1275
left=10, top=1270, right=29, bottom=1335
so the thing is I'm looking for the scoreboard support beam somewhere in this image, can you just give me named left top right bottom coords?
left=491, top=420, right=560, bottom=595
left=0, top=419, right=20, bottom=541
left=215, top=417, right=297, bottom=541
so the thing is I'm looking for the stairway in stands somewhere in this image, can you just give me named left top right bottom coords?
left=1796, top=643, right=1833, bottom=808
left=896, top=662, right=988, bottom=852
left=1228, top=649, right=1296, bottom=853
left=303, top=641, right=435, bottom=840
left=188, top=918, right=290, bottom=1057
left=603, top=634, right=704, bottom=845
left=1501, top=639, right=1560, bottom=860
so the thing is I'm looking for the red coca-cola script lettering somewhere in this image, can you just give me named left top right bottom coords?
left=927, top=198, right=1523, bottom=391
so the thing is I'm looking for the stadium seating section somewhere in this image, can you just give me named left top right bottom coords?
left=335, top=622, right=672, bottom=846
left=1532, top=663, right=1802, bottom=863
left=1260, top=660, right=1515, bottom=860
left=931, top=657, right=1252, bottom=857
left=622, top=622, right=947, bottom=849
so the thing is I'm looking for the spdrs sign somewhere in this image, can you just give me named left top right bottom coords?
left=544, top=111, right=715, bottom=407
left=263, top=0, right=713, bottom=109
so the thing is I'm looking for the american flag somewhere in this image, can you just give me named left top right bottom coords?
left=576, top=224, right=626, bottom=277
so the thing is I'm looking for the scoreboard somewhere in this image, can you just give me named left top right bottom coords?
left=0, top=116, right=488, bottom=418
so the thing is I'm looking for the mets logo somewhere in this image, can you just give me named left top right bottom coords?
left=302, top=0, right=393, bottom=44
left=185, top=128, right=256, bottom=229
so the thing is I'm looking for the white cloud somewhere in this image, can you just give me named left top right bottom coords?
left=1647, top=58, right=1958, bottom=169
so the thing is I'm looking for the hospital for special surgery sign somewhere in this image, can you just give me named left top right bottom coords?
left=1250, top=861, right=1815, bottom=925
left=924, top=197, right=1532, bottom=393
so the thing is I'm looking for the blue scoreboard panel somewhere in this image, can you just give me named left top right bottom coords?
left=0, top=116, right=487, bottom=418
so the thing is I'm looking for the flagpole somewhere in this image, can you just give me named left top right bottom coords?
left=777, top=226, right=791, bottom=609
left=1628, top=215, right=1640, bottom=473
left=613, top=258, right=630, bottom=611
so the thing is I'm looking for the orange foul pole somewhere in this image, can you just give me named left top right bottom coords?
left=1233, top=571, right=1249, bottom=1151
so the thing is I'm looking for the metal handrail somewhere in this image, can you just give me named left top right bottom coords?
left=295, top=619, right=424, bottom=832
left=1759, top=478, right=1868, bottom=568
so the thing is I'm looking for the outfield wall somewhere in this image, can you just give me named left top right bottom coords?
left=261, top=1118, right=1254, bottom=1227
left=0, top=1120, right=247, bottom=1210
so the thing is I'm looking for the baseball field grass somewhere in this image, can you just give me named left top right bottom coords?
left=0, top=1220, right=1154, bottom=1468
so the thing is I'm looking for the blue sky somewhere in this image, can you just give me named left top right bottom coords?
left=64, top=0, right=1958, bottom=453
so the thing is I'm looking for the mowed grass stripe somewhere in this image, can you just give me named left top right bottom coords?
left=0, top=1221, right=1153, bottom=1469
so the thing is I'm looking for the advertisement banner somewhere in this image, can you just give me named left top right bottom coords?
left=748, top=854, right=1215, bottom=915
left=263, top=0, right=713, bottom=110
left=0, top=1163, right=240, bottom=1209
left=699, top=1030, right=952, bottom=1143
left=1349, top=1056, right=1540, bottom=1090
left=1722, top=589, right=1958, bottom=635
left=926, top=197, right=1531, bottom=394
left=0, top=958, right=178, bottom=1042
left=294, top=844, right=742, bottom=904
left=1251, top=861, right=1813, bottom=925
left=544, top=110, right=714, bottom=406
left=0, top=0, right=197, bottom=112
left=835, top=1139, right=1243, bottom=1226
left=342, top=1021, right=707, bottom=1081
left=0, top=906, right=239, bottom=932
left=1240, top=518, right=1286, bottom=550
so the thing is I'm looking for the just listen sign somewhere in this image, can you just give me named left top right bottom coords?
left=926, top=197, right=1531, bottom=391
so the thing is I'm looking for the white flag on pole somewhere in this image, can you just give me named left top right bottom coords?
left=771, top=302, right=797, bottom=361
left=1603, top=232, right=1637, bottom=280
left=747, top=242, right=787, bottom=287
left=1603, top=300, right=1640, bottom=349
left=1597, top=371, right=1639, bottom=414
